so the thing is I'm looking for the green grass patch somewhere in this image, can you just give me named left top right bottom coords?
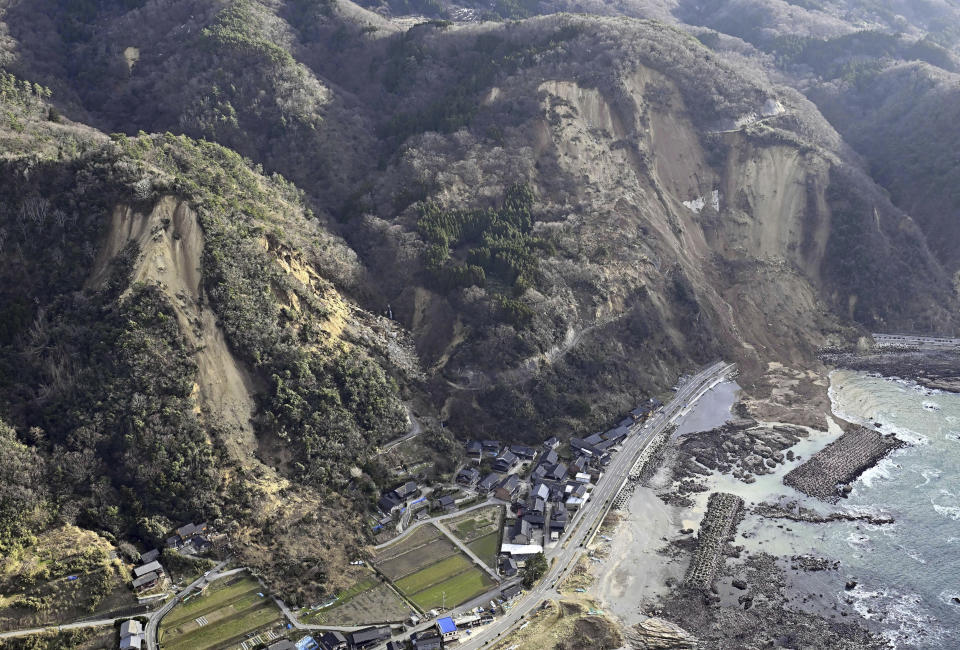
left=408, top=568, right=493, bottom=611
left=395, top=555, right=472, bottom=595
left=467, top=532, right=499, bottom=568
left=454, top=519, right=479, bottom=536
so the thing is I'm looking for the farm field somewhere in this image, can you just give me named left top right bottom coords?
left=373, top=525, right=460, bottom=581
left=394, top=555, right=472, bottom=594
left=373, top=525, right=442, bottom=562
left=302, top=572, right=410, bottom=625
left=467, top=532, right=500, bottom=568
left=374, top=521, right=496, bottom=613
left=158, top=574, right=283, bottom=650
left=406, top=568, right=494, bottom=611
left=449, top=506, right=503, bottom=544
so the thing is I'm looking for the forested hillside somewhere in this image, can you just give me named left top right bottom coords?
left=0, top=0, right=958, bottom=603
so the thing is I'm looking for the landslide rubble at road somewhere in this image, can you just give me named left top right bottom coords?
left=823, top=349, right=960, bottom=393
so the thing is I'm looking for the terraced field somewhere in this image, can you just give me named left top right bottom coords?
left=466, top=532, right=500, bottom=568
left=406, top=568, right=494, bottom=611
left=158, top=575, right=283, bottom=650
left=449, top=505, right=503, bottom=569
left=373, top=523, right=495, bottom=612
left=449, top=506, right=503, bottom=544
left=302, top=571, right=410, bottom=625
left=373, top=525, right=460, bottom=581
left=394, top=555, right=472, bottom=594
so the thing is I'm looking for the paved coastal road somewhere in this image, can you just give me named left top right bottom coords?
left=373, top=361, right=733, bottom=650
left=453, top=361, right=735, bottom=650
left=872, top=333, right=960, bottom=349
left=0, top=618, right=122, bottom=640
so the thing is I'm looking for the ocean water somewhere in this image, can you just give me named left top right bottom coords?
left=821, top=370, right=960, bottom=649
left=679, top=373, right=960, bottom=648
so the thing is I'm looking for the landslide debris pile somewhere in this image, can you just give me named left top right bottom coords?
left=683, top=492, right=744, bottom=590
left=626, top=617, right=698, bottom=650
left=783, top=426, right=904, bottom=502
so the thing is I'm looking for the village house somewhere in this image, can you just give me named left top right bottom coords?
left=540, top=449, right=559, bottom=467
left=435, top=494, right=456, bottom=512
left=494, top=474, right=520, bottom=501
left=500, top=543, right=543, bottom=563
left=318, top=630, right=348, bottom=650
left=133, top=560, right=164, bottom=579
left=119, top=620, right=144, bottom=650
left=502, top=584, right=522, bottom=601
left=550, top=508, right=568, bottom=532
left=411, top=632, right=442, bottom=650
left=456, top=466, right=480, bottom=486
left=466, top=440, right=483, bottom=458
left=510, top=517, right=533, bottom=545
left=348, top=626, right=391, bottom=649
left=266, top=640, right=296, bottom=650
left=481, top=440, right=500, bottom=456
left=546, top=462, right=568, bottom=482
left=569, top=437, right=600, bottom=457
left=477, top=472, right=499, bottom=493
left=531, top=483, right=550, bottom=502
left=131, top=571, right=159, bottom=592
left=523, top=511, right=545, bottom=528
left=377, top=480, right=418, bottom=514
left=511, top=445, right=536, bottom=460
left=436, top=617, right=459, bottom=643
left=492, top=449, right=518, bottom=473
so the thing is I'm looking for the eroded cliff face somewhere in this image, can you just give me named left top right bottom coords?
left=367, top=45, right=954, bottom=438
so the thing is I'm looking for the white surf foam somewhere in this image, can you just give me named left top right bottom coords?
left=931, top=489, right=960, bottom=520
left=846, top=584, right=945, bottom=648
left=913, top=467, right=942, bottom=488
left=860, top=457, right=898, bottom=489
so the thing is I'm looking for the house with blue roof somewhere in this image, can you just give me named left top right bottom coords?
left=435, top=616, right=459, bottom=642
left=295, top=635, right=319, bottom=650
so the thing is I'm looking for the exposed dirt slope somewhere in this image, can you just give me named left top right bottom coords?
left=89, top=197, right=259, bottom=459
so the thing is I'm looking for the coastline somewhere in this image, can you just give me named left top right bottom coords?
left=587, top=368, right=902, bottom=649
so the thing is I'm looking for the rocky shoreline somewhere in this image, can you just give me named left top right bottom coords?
left=597, top=374, right=894, bottom=649
left=654, top=549, right=888, bottom=649
left=752, top=500, right=895, bottom=525
left=823, top=350, right=960, bottom=393
left=672, top=420, right=810, bottom=486
left=783, top=425, right=903, bottom=502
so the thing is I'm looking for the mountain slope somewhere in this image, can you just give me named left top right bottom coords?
left=0, top=79, right=421, bottom=600
left=0, top=0, right=958, bottom=601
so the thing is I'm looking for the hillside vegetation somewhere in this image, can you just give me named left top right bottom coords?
left=0, top=0, right=958, bottom=603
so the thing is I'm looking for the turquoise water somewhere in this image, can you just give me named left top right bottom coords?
left=821, top=370, right=960, bottom=648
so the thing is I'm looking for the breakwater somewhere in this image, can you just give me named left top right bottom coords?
left=783, top=425, right=903, bottom=502
left=683, top=492, right=744, bottom=590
